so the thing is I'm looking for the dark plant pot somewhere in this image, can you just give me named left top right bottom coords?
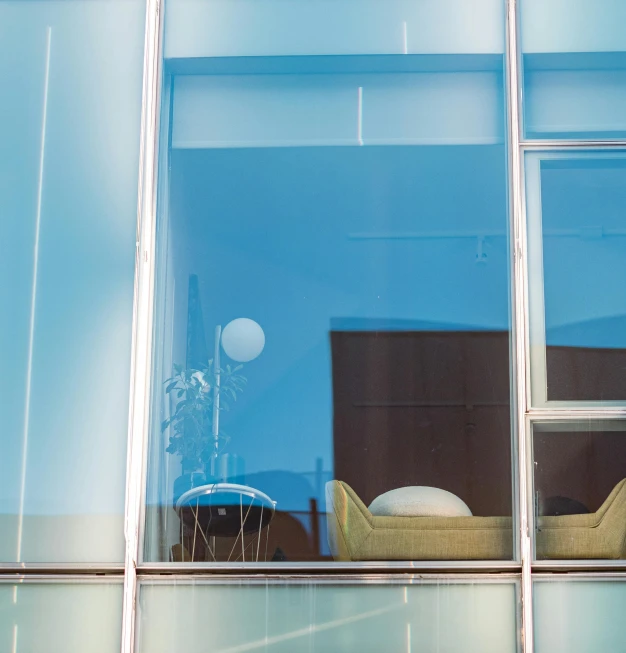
left=173, top=470, right=206, bottom=505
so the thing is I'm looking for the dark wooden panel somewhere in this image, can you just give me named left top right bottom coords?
left=331, top=331, right=512, bottom=517
left=534, top=429, right=626, bottom=514
left=546, top=345, right=626, bottom=402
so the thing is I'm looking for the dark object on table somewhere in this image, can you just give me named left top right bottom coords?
left=271, top=547, right=287, bottom=562
left=541, top=495, right=590, bottom=516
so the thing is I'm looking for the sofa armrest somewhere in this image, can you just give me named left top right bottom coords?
left=537, top=479, right=626, bottom=559
left=325, top=481, right=372, bottom=561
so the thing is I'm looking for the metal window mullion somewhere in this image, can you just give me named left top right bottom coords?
left=121, top=0, right=163, bottom=651
left=506, top=1, right=534, bottom=652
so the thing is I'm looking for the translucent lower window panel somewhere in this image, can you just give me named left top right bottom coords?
left=138, top=579, right=519, bottom=653
left=525, top=150, right=626, bottom=407
left=0, top=581, right=122, bottom=653
left=0, top=0, right=144, bottom=562
left=521, top=0, right=626, bottom=140
left=165, top=0, right=505, bottom=59
left=534, top=578, right=626, bottom=653
left=532, top=420, right=626, bottom=562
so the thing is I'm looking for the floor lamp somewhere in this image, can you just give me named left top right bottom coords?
left=211, top=318, right=265, bottom=469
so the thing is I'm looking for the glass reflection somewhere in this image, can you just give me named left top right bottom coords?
left=526, top=152, right=626, bottom=406
left=534, top=580, right=626, bottom=652
left=0, top=0, right=144, bottom=563
left=0, top=582, right=122, bottom=653
left=165, top=0, right=505, bottom=59
left=521, top=0, right=626, bottom=139
left=146, top=51, right=513, bottom=562
left=138, top=580, right=519, bottom=653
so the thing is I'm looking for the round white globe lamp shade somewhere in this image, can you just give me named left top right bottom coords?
left=221, top=318, right=265, bottom=362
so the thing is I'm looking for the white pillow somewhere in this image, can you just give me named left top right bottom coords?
left=368, top=486, right=472, bottom=518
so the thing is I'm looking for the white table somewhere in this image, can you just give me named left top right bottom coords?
left=175, top=483, right=276, bottom=562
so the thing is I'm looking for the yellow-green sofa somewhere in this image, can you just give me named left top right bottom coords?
left=326, top=479, right=626, bottom=561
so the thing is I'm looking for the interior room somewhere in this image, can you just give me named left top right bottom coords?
left=144, top=57, right=515, bottom=561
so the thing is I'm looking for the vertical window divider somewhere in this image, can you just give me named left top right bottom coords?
left=505, top=1, right=534, bottom=652
left=121, top=0, right=164, bottom=652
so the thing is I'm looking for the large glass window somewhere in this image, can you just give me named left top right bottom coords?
left=526, top=150, right=626, bottom=407
left=138, top=578, right=519, bottom=653
left=521, top=0, right=626, bottom=140
left=143, top=0, right=516, bottom=564
left=0, top=0, right=145, bottom=562
left=5, top=1, right=626, bottom=652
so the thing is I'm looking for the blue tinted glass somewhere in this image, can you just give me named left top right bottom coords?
left=521, top=1, right=626, bottom=139
left=535, top=580, right=626, bottom=652
left=526, top=152, right=626, bottom=405
left=0, top=0, right=144, bottom=561
left=146, top=6, right=513, bottom=564
left=139, top=580, right=518, bottom=653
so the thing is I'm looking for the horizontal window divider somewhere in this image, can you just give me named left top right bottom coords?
left=532, top=570, right=626, bottom=579
left=0, top=563, right=125, bottom=575
left=165, top=53, right=507, bottom=77
left=0, top=573, right=124, bottom=583
left=520, top=140, right=626, bottom=150
left=136, top=572, right=522, bottom=585
left=136, top=562, right=522, bottom=576
left=532, top=562, right=626, bottom=574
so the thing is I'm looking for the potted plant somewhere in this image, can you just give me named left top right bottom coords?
left=162, top=359, right=247, bottom=500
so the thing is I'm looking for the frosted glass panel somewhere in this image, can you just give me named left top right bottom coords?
left=173, top=71, right=503, bottom=148
left=522, top=1, right=626, bottom=139
left=534, top=580, right=626, bottom=653
left=165, top=0, right=505, bottom=59
left=0, top=0, right=144, bottom=562
left=0, top=581, right=122, bottom=653
left=522, top=1, right=626, bottom=54
left=138, top=581, right=518, bottom=653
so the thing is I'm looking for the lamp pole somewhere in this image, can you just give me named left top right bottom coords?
left=210, top=318, right=264, bottom=466
left=212, top=324, right=221, bottom=455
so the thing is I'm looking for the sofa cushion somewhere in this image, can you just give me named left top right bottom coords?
left=369, top=486, right=472, bottom=517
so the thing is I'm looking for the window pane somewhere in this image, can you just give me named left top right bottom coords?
left=532, top=420, right=626, bottom=562
left=146, top=3, right=514, bottom=564
left=0, top=581, right=122, bottom=652
left=138, top=580, right=519, bottom=653
left=166, top=0, right=505, bottom=59
left=534, top=579, right=626, bottom=652
left=521, top=0, right=626, bottom=139
left=0, top=0, right=145, bottom=561
left=526, top=151, right=626, bottom=407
